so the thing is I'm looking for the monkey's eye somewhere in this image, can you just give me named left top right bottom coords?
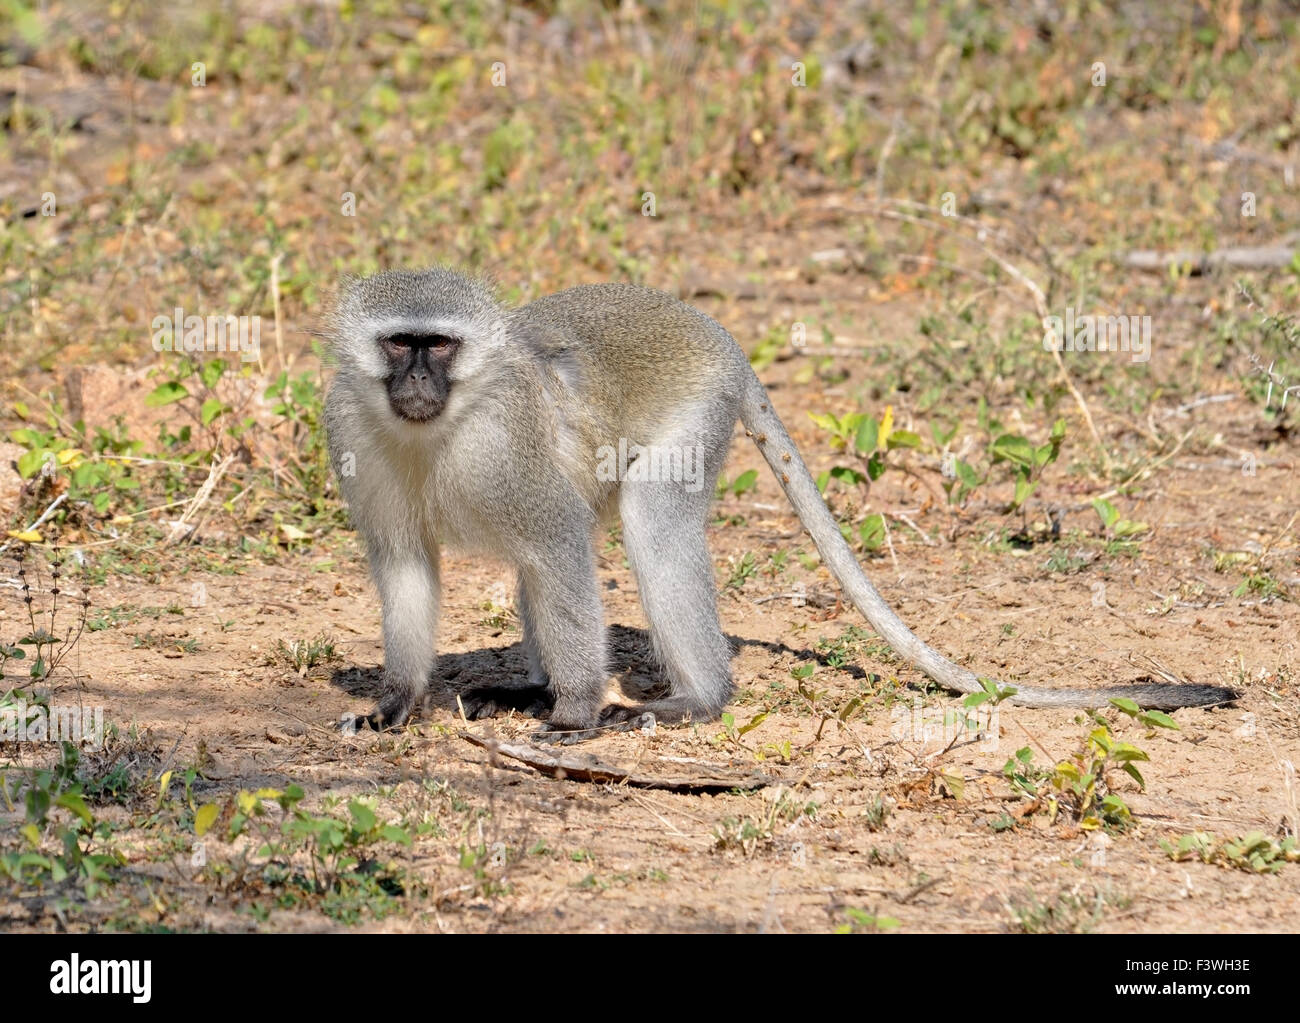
left=378, top=333, right=460, bottom=359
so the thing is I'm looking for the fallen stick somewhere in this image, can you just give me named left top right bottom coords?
left=460, top=731, right=772, bottom=792
left=163, top=452, right=236, bottom=546
left=1124, top=233, right=1300, bottom=274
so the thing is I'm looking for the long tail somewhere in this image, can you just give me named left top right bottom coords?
left=738, top=371, right=1237, bottom=710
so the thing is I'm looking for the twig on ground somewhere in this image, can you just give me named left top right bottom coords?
left=460, top=731, right=772, bottom=792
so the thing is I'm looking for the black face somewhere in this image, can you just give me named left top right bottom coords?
left=379, top=333, right=460, bottom=422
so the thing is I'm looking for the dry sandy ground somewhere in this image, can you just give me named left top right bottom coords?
left=5, top=360, right=1296, bottom=933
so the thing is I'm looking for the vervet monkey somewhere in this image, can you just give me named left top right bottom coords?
left=323, top=268, right=1235, bottom=736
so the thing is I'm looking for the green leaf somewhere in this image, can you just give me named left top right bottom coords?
left=349, top=800, right=377, bottom=832
left=55, top=792, right=92, bottom=826
left=731, top=469, right=758, bottom=496
left=380, top=825, right=413, bottom=846
left=1011, top=474, right=1036, bottom=509
left=145, top=382, right=189, bottom=407
left=10, top=427, right=44, bottom=446
left=1092, top=498, right=1119, bottom=529
left=200, top=360, right=225, bottom=390
left=1139, top=710, right=1179, bottom=730
left=885, top=429, right=922, bottom=450
left=828, top=466, right=867, bottom=488
left=1108, top=742, right=1150, bottom=763
left=1101, top=793, right=1132, bottom=816
left=1109, top=697, right=1141, bottom=716
left=16, top=449, right=48, bottom=479
left=930, top=420, right=958, bottom=446
left=200, top=399, right=226, bottom=426
left=1113, top=518, right=1149, bottom=537
left=991, top=434, right=1035, bottom=468
left=858, top=513, right=885, bottom=550
left=854, top=416, right=879, bottom=455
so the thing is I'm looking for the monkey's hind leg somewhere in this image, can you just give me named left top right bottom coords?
left=461, top=578, right=554, bottom=720
left=613, top=475, right=735, bottom=727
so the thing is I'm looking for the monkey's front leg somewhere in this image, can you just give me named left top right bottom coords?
left=515, top=545, right=609, bottom=740
left=366, top=546, right=440, bottom=729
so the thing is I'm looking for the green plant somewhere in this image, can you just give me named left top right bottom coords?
left=273, top=631, right=339, bottom=674
left=193, top=785, right=414, bottom=923
left=0, top=743, right=121, bottom=894
left=1160, top=831, right=1298, bottom=874
left=8, top=414, right=142, bottom=520
left=725, top=552, right=758, bottom=590
left=808, top=404, right=921, bottom=498
left=1011, top=888, right=1119, bottom=934
left=835, top=908, right=901, bottom=933
left=988, top=417, right=1066, bottom=512
left=716, top=468, right=759, bottom=499
left=7, top=544, right=90, bottom=687
left=146, top=356, right=249, bottom=456
left=713, top=814, right=773, bottom=856
left=808, top=406, right=1065, bottom=538
left=1002, top=699, right=1177, bottom=829
left=815, top=624, right=896, bottom=670
left=264, top=363, right=333, bottom=515
left=712, top=709, right=786, bottom=760
left=1092, top=497, right=1148, bottom=539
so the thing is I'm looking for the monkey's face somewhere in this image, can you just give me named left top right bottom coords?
left=379, top=332, right=461, bottom=422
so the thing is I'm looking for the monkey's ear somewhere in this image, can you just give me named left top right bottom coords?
left=313, top=275, right=359, bottom=352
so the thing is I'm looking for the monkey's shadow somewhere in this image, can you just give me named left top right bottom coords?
left=327, top=624, right=867, bottom=715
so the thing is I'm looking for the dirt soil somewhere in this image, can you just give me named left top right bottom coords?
left=7, top=293, right=1296, bottom=934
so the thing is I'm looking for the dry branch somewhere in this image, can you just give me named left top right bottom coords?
left=1124, top=232, right=1300, bottom=274
left=460, top=731, right=772, bottom=792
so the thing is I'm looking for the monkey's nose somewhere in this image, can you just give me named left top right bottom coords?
left=410, top=371, right=428, bottom=382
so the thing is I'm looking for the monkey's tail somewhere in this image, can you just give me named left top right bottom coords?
left=738, top=371, right=1237, bottom=711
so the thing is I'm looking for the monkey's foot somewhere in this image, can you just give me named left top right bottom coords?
left=460, top=684, right=552, bottom=720
left=337, top=711, right=398, bottom=733
left=343, top=694, right=416, bottom=732
left=599, top=698, right=709, bottom=727
left=532, top=709, right=656, bottom=745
